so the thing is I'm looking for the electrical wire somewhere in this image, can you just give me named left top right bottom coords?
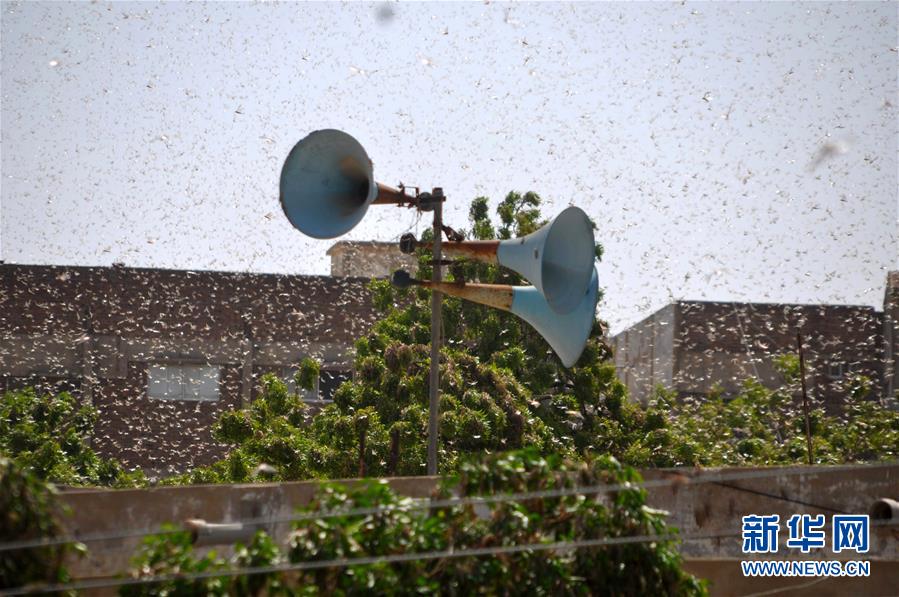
left=0, top=529, right=743, bottom=596
left=709, top=481, right=849, bottom=515
left=17, top=521, right=892, bottom=597
left=0, top=460, right=893, bottom=554
left=389, top=207, right=422, bottom=243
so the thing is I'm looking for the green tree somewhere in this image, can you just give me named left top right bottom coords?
left=120, top=526, right=289, bottom=597
left=623, top=368, right=899, bottom=467
left=0, top=457, right=81, bottom=590
left=0, top=387, right=144, bottom=487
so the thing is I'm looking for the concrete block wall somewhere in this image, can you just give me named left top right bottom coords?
left=611, top=304, right=675, bottom=404
left=327, top=241, right=417, bottom=278
left=613, top=296, right=887, bottom=410
left=0, top=264, right=379, bottom=474
left=675, top=301, right=884, bottom=411
left=52, top=464, right=899, bottom=595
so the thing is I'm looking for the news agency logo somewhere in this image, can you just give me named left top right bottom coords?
left=741, top=514, right=870, bottom=577
left=832, top=515, right=869, bottom=554
left=786, top=514, right=825, bottom=553
left=742, top=514, right=779, bottom=554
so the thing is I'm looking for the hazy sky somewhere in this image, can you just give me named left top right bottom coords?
left=2, top=1, right=896, bottom=333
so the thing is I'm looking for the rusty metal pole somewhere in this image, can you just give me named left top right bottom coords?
left=427, top=189, right=444, bottom=476
left=387, top=427, right=400, bottom=476
left=358, top=426, right=367, bottom=477
left=796, top=332, right=814, bottom=465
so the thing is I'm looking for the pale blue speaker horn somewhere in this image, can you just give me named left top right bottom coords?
left=399, top=206, right=595, bottom=314
left=498, top=206, right=594, bottom=314
left=393, top=266, right=599, bottom=367
left=280, top=129, right=378, bottom=239
left=510, top=266, right=598, bottom=366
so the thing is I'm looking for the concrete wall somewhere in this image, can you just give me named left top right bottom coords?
left=674, top=301, right=884, bottom=412
left=683, top=558, right=899, bottom=596
left=643, top=464, right=899, bottom=595
left=53, top=464, right=899, bottom=595
left=327, top=241, right=417, bottom=278
left=611, top=304, right=675, bottom=404
left=57, top=476, right=441, bottom=582
left=0, top=264, right=379, bottom=474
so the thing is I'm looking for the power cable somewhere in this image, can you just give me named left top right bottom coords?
left=0, top=529, right=742, bottom=596
left=737, top=575, right=831, bottom=597
left=709, top=481, right=848, bottom=515
left=13, top=519, right=889, bottom=597
left=0, top=460, right=893, bottom=553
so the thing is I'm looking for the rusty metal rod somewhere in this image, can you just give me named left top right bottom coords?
left=373, top=182, right=415, bottom=205
left=406, top=239, right=500, bottom=263
left=184, top=519, right=255, bottom=547
left=393, top=271, right=514, bottom=312
left=419, top=280, right=514, bottom=312
left=427, top=192, right=443, bottom=476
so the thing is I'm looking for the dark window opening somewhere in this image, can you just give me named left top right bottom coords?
left=320, top=370, right=352, bottom=401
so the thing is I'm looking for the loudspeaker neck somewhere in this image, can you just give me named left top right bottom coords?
left=413, top=240, right=500, bottom=263
left=413, top=280, right=513, bottom=311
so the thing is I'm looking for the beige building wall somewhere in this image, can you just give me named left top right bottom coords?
left=611, top=304, right=675, bottom=404
left=327, top=241, right=418, bottom=278
left=614, top=294, right=888, bottom=410
left=0, top=264, right=378, bottom=474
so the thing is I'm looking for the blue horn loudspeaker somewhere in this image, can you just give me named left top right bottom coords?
left=280, top=128, right=600, bottom=366
left=392, top=267, right=598, bottom=367
left=401, top=206, right=595, bottom=314
left=280, top=129, right=379, bottom=239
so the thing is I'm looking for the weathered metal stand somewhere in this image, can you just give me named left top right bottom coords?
left=380, top=185, right=445, bottom=475
left=424, top=189, right=444, bottom=476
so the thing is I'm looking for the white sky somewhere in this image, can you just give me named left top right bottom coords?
left=1, top=1, right=896, bottom=333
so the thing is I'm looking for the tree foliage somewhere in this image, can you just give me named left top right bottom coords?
left=0, top=457, right=80, bottom=590
left=0, top=387, right=144, bottom=487
left=120, top=525, right=287, bottom=597
left=646, top=371, right=899, bottom=467
left=126, top=450, right=706, bottom=596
